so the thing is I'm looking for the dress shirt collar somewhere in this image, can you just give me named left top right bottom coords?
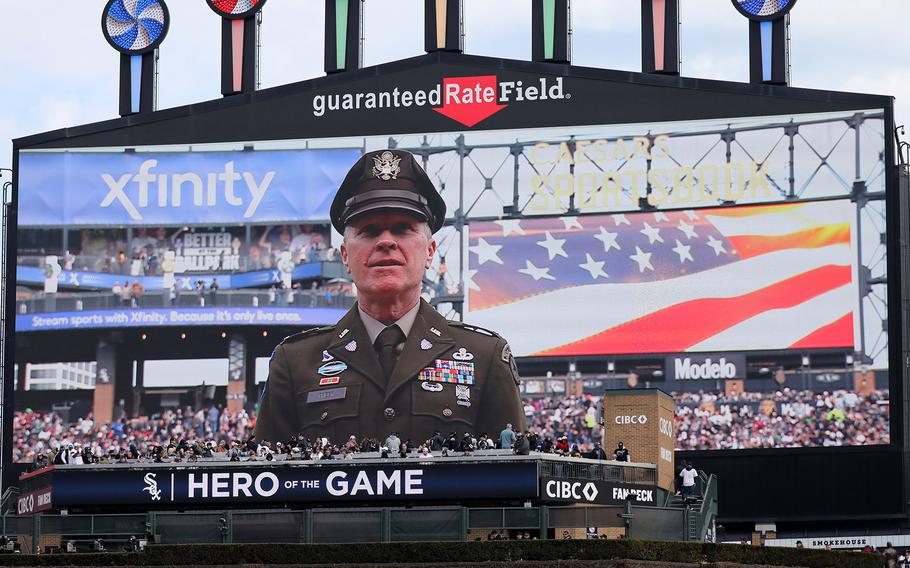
left=358, top=301, right=420, bottom=345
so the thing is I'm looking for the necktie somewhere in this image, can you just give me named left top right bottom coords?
left=375, top=325, right=405, bottom=382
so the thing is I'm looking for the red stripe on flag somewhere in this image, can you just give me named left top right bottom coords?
left=536, top=264, right=852, bottom=356
left=789, top=312, right=854, bottom=349
left=727, top=224, right=850, bottom=260
left=704, top=202, right=806, bottom=218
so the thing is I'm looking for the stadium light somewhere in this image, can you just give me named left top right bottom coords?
left=325, top=0, right=363, bottom=74
left=607, top=361, right=615, bottom=372
left=424, top=0, right=463, bottom=53
left=730, top=0, right=797, bottom=85
left=800, top=354, right=810, bottom=367
left=206, top=0, right=267, bottom=95
left=532, top=0, right=571, bottom=64
left=641, top=0, right=679, bottom=74
left=180, top=332, right=187, bottom=340
left=102, top=0, right=170, bottom=116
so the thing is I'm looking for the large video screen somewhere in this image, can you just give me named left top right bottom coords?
left=12, top=106, right=889, bottom=461
left=467, top=199, right=856, bottom=356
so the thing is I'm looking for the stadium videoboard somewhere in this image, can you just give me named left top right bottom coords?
left=7, top=54, right=898, bottom=530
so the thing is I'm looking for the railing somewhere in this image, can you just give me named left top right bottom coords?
left=539, top=458, right=657, bottom=486
left=17, top=289, right=355, bottom=314
left=695, top=471, right=718, bottom=541
left=0, top=487, right=19, bottom=516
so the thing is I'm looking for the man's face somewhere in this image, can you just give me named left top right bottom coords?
left=341, top=211, right=436, bottom=301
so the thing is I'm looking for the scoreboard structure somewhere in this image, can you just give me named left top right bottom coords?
left=5, top=17, right=905, bottom=529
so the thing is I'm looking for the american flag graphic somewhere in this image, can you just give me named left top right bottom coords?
left=465, top=200, right=856, bottom=357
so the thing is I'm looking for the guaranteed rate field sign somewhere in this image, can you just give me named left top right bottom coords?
left=466, top=199, right=857, bottom=357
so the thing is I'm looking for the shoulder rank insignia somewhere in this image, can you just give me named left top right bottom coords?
left=280, top=325, right=335, bottom=346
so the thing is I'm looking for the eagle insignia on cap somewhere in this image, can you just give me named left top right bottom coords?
left=371, top=151, right=401, bottom=181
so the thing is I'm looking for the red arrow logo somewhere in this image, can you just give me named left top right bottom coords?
left=433, top=75, right=507, bottom=128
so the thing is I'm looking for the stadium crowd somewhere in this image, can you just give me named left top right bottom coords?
left=12, top=388, right=889, bottom=465
left=674, top=387, right=890, bottom=450
left=12, top=399, right=603, bottom=467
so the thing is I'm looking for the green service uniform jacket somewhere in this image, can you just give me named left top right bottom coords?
left=253, top=300, right=527, bottom=444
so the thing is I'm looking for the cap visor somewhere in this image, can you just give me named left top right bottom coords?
left=344, top=201, right=429, bottom=224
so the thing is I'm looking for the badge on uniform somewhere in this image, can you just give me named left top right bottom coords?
left=318, top=361, right=347, bottom=376
left=453, top=348, right=474, bottom=361
left=306, top=387, right=347, bottom=403
left=345, top=340, right=357, bottom=352
left=319, top=377, right=341, bottom=386
left=421, top=381, right=443, bottom=392
left=455, top=384, right=471, bottom=407
left=418, top=359, right=475, bottom=385
left=322, top=350, right=333, bottom=362
left=420, top=339, right=433, bottom=350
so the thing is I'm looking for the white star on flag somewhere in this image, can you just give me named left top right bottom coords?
left=640, top=222, right=664, bottom=244
left=518, top=260, right=555, bottom=281
left=677, top=220, right=698, bottom=240
left=654, top=212, right=670, bottom=222
left=537, top=231, right=568, bottom=260
left=579, top=253, right=609, bottom=280
left=684, top=210, right=699, bottom=220
left=494, top=219, right=525, bottom=236
left=707, top=235, right=727, bottom=256
left=594, top=226, right=621, bottom=252
left=630, top=246, right=654, bottom=272
left=672, top=239, right=694, bottom=263
left=469, top=238, right=503, bottom=265
left=612, top=213, right=631, bottom=226
left=562, top=216, right=583, bottom=230
left=464, top=269, right=480, bottom=291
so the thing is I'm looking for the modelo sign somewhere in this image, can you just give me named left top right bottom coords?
left=666, top=354, right=745, bottom=381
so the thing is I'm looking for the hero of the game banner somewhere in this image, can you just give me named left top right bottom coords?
left=45, top=462, right=539, bottom=507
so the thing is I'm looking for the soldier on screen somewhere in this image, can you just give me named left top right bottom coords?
left=253, top=149, right=527, bottom=444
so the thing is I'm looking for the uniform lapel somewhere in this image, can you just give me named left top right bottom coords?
left=384, top=300, right=455, bottom=403
left=325, top=305, right=385, bottom=391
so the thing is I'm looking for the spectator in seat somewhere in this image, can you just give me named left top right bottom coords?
left=513, top=431, right=530, bottom=455
left=500, top=423, right=516, bottom=449
left=587, top=441, right=608, bottom=460
left=613, top=441, right=630, bottom=462
left=429, top=431, right=445, bottom=452
left=384, top=431, right=401, bottom=454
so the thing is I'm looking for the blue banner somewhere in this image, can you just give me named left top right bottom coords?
left=16, top=307, right=346, bottom=332
left=48, top=462, right=539, bottom=506
left=17, top=262, right=339, bottom=291
left=19, top=148, right=361, bottom=226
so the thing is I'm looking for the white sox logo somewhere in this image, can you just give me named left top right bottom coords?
left=143, top=472, right=162, bottom=501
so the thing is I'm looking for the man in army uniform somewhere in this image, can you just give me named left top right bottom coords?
left=254, top=149, right=527, bottom=444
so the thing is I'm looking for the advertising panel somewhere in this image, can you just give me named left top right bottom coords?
left=48, top=462, right=539, bottom=507
left=540, top=478, right=659, bottom=506
left=18, top=148, right=360, bottom=226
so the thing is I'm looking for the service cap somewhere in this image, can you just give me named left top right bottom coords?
left=330, top=149, right=446, bottom=234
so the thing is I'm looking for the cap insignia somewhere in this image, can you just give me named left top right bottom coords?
left=372, top=151, right=401, bottom=181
